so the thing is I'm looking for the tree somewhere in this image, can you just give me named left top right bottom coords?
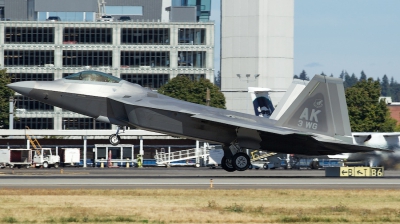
left=339, top=70, right=346, bottom=80
left=345, top=78, right=397, bottom=132
left=344, top=73, right=358, bottom=88
left=381, top=74, right=390, bottom=96
left=293, top=74, right=299, bottom=79
left=0, top=69, right=14, bottom=129
left=158, top=75, right=226, bottom=109
left=298, top=70, right=309, bottom=81
left=320, top=72, right=326, bottom=76
left=359, top=70, right=367, bottom=81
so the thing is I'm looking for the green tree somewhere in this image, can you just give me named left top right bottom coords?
left=344, top=73, right=358, bottom=88
left=345, top=78, right=396, bottom=132
left=359, top=70, right=367, bottom=81
left=0, top=69, right=14, bottom=129
left=339, top=70, right=347, bottom=80
left=381, top=74, right=390, bottom=96
left=298, top=70, right=309, bottom=81
left=158, top=75, right=226, bottom=109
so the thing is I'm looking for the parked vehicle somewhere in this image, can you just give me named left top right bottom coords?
left=46, top=16, right=61, bottom=22
left=119, top=16, right=131, bottom=22
left=33, top=148, right=60, bottom=168
left=0, top=149, right=32, bottom=169
left=97, top=15, right=114, bottom=22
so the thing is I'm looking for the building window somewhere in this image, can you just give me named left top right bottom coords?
left=14, top=118, right=54, bottom=129
left=62, top=118, right=111, bottom=130
left=178, top=51, right=206, bottom=68
left=63, top=51, right=112, bottom=67
left=121, top=28, right=170, bottom=45
left=9, top=73, right=54, bottom=83
left=120, top=51, right=170, bottom=68
left=38, top=12, right=95, bottom=22
left=178, top=28, right=206, bottom=45
left=64, top=28, right=112, bottom=44
left=121, top=74, right=169, bottom=89
left=5, top=27, right=54, bottom=44
left=14, top=96, right=54, bottom=111
left=178, top=74, right=205, bottom=81
left=106, top=6, right=143, bottom=15
left=4, top=50, right=54, bottom=67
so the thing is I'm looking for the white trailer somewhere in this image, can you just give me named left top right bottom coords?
left=61, top=148, right=80, bottom=166
left=33, top=148, right=60, bottom=168
left=0, top=149, right=32, bottom=169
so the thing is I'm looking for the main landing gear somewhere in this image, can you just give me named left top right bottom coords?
left=109, top=126, right=125, bottom=146
left=221, top=145, right=251, bottom=172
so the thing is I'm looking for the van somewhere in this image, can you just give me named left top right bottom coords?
left=119, top=16, right=131, bottom=22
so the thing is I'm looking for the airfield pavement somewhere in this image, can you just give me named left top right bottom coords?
left=0, top=167, right=399, bottom=189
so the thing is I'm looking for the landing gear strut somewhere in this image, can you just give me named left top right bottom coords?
left=109, top=126, right=124, bottom=146
left=221, top=144, right=251, bottom=172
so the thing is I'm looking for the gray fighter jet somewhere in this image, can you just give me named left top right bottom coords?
left=8, top=70, right=388, bottom=172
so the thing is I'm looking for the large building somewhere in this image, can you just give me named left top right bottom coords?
left=0, top=0, right=214, bottom=130
left=221, top=0, right=294, bottom=114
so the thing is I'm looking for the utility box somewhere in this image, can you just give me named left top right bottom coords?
left=0, top=149, right=32, bottom=169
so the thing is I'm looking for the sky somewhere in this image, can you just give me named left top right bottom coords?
left=210, top=0, right=400, bottom=81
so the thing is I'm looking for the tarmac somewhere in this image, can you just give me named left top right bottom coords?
left=0, top=167, right=399, bottom=189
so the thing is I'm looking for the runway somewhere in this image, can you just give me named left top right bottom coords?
left=0, top=167, right=399, bottom=189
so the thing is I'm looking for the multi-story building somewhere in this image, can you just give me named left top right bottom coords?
left=0, top=0, right=214, bottom=130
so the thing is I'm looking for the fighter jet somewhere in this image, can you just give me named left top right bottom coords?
left=7, top=70, right=389, bottom=172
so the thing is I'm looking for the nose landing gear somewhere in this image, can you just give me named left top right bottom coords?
left=109, top=126, right=125, bottom=146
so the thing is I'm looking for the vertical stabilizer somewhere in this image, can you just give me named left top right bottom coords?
left=275, top=75, right=352, bottom=138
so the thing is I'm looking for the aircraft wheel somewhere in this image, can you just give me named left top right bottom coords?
left=263, top=163, right=269, bottom=170
left=43, top=162, right=49, bottom=168
left=109, top=134, right=121, bottom=146
left=221, top=156, right=235, bottom=172
left=232, top=152, right=251, bottom=171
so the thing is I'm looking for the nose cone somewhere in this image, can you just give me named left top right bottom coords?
left=7, top=81, right=37, bottom=96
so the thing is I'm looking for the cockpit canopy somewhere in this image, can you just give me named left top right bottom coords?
left=64, top=70, right=122, bottom=83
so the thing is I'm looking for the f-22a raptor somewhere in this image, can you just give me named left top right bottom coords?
left=8, top=71, right=389, bottom=172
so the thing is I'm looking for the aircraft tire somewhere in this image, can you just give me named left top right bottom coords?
left=263, top=163, right=268, bottom=170
left=232, top=152, right=251, bottom=171
left=109, top=134, right=121, bottom=146
left=221, top=156, right=235, bottom=172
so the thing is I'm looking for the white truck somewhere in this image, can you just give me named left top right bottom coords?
left=0, top=149, right=32, bottom=169
left=33, top=148, right=60, bottom=168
